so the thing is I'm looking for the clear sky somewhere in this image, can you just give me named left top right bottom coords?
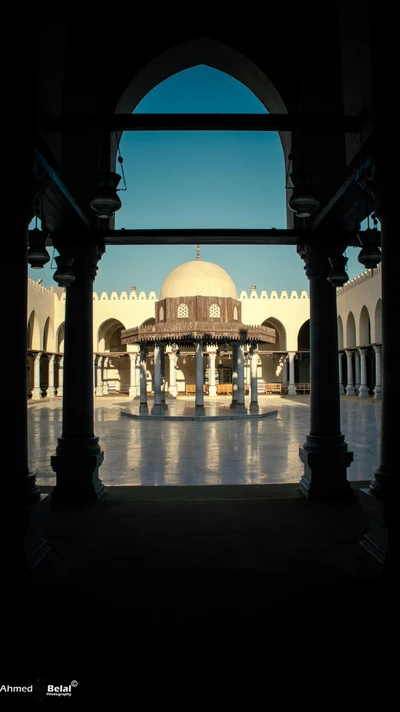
left=29, top=65, right=367, bottom=295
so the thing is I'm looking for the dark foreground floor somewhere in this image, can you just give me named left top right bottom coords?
left=6, top=482, right=397, bottom=696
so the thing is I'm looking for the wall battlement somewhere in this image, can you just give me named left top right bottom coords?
left=27, top=278, right=54, bottom=295
left=91, top=289, right=310, bottom=301
left=336, top=264, right=381, bottom=294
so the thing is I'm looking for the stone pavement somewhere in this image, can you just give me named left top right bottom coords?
left=28, top=394, right=381, bottom=488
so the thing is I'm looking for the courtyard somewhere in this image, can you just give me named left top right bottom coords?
left=28, top=394, right=381, bottom=488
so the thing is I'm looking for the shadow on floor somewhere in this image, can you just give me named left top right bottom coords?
left=14, top=483, right=391, bottom=649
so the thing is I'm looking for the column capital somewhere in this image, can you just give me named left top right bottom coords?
left=297, top=238, right=348, bottom=280
left=53, top=237, right=105, bottom=282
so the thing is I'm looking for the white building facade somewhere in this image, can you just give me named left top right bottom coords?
left=26, top=261, right=382, bottom=401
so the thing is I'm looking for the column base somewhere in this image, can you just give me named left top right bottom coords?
left=299, top=435, right=354, bottom=499
left=339, top=385, right=345, bottom=395
left=249, top=402, right=259, bottom=413
left=230, top=400, right=238, bottom=409
left=287, top=385, right=297, bottom=396
left=31, top=387, right=43, bottom=400
left=139, top=402, right=148, bottom=413
left=51, top=437, right=105, bottom=505
left=235, top=404, right=247, bottom=414
left=208, top=385, right=217, bottom=397
left=151, top=404, right=164, bottom=415
left=373, top=386, right=382, bottom=400
left=358, top=385, right=369, bottom=398
left=95, top=387, right=103, bottom=396
left=195, top=405, right=205, bottom=414
left=345, top=386, right=356, bottom=396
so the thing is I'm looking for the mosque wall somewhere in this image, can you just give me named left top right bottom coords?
left=336, top=265, right=382, bottom=346
left=27, top=266, right=382, bottom=395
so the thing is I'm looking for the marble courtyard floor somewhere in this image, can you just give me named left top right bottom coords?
left=28, top=394, right=381, bottom=487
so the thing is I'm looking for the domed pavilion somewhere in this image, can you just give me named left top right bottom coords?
left=121, top=254, right=276, bottom=414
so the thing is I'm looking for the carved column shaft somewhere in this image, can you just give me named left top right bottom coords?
left=195, top=340, right=205, bottom=412
left=373, top=344, right=382, bottom=400
left=51, top=241, right=105, bottom=503
left=298, top=241, right=353, bottom=499
left=139, top=348, right=148, bottom=412
left=152, top=343, right=163, bottom=415
left=288, top=352, right=297, bottom=396
left=250, top=346, right=259, bottom=412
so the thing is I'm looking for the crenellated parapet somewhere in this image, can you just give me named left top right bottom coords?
left=336, top=264, right=382, bottom=294
left=91, top=288, right=310, bottom=301
left=27, top=278, right=54, bottom=295
left=239, top=289, right=309, bottom=300
left=93, top=290, right=158, bottom=301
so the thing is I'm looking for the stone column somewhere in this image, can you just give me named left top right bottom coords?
left=297, top=241, right=353, bottom=499
left=95, top=356, right=103, bottom=396
left=250, top=346, right=259, bottom=412
left=48, top=354, right=56, bottom=397
left=230, top=343, right=238, bottom=408
left=31, top=352, right=43, bottom=400
left=152, top=342, right=163, bottom=415
left=51, top=241, right=105, bottom=504
left=167, top=346, right=178, bottom=398
left=359, top=151, right=400, bottom=580
left=207, top=347, right=217, bottom=397
left=160, top=344, right=167, bottom=409
left=354, top=349, right=360, bottom=394
left=338, top=352, right=345, bottom=395
left=195, top=339, right=205, bottom=413
left=93, top=354, right=97, bottom=398
left=245, top=355, right=251, bottom=395
left=373, top=344, right=382, bottom=400
left=57, top=356, right=64, bottom=397
left=345, top=350, right=356, bottom=396
left=7, top=137, right=50, bottom=574
left=139, top=347, right=148, bottom=413
left=236, top=341, right=247, bottom=413
left=287, top=351, right=297, bottom=396
left=358, top=348, right=369, bottom=398
left=128, top=353, right=137, bottom=398
left=102, top=358, right=109, bottom=395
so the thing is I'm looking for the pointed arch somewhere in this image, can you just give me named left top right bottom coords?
left=27, top=310, right=41, bottom=351
left=337, top=315, right=344, bottom=351
left=374, top=298, right=382, bottom=343
left=115, top=36, right=288, bottom=118
left=297, top=320, right=310, bottom=350
left=262, top=317, right=287, bottom=351
left=359, top=305, right=371, bottom=346
left=346, top=312, right=356, bottom=349
left=97, top=318, right=128, bottom=352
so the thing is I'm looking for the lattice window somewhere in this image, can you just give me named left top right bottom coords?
left=178, top=303, right=189, bottom=318
left=159, top=306, right=164, bottom=321
left=209, top=303, right=221, bottom=318
left=233, top=306, right=238, bottom=321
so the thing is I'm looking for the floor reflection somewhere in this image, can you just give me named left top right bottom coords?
left=28, top=395, right=381, bottom=487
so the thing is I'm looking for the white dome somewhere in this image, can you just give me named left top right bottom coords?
left=159, top=260, right=237, bottom=300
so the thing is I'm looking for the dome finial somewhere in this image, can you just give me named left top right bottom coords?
left=196, top=245, right=200, bottom=261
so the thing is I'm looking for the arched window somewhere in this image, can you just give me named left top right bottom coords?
left=209, top=303, right=221, bottom=318
left=159, top=306, right=164, bottom=321
left=233, top=306, right=238, bottom=321
left=178, top=303, right=189, bottom=318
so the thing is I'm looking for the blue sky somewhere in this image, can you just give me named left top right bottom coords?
left=30, top=65, right=366, bottom=295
